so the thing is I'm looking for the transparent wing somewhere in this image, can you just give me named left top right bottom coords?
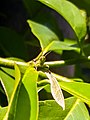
left=45, top=72, right=65, bottom=110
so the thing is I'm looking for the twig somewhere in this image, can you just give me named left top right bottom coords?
left=0, top=56, right=90, bottom=69
left=44, top=56, right=90, bottom=67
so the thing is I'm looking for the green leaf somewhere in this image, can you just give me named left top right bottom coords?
left=27, top=10, right=62, bottom=49
left=39, top=0, right=86, bottom=41
left=0, top=57, right=26, bottom=103
left=60, top=82, right=90, bottom=105
left=0, top=67, right=15, bottom=78
left=52, top=73, right=81, bottom=82
left=43, top=41, right=80, bottom=55
left=38, top=97, right=89, bottom=120
left=0, top=68, right=15, bottom=102
left=37, top=79, right=50, bottom=92
left=0, top=106, right=7, bottom=120
left=64, top=99, right=89, bottom=120
left=22, top=67, right=38, bottom=120
left=3, top=64, right=21, bottom=120
left=27, top=20, right=59, bottom=49
left=0, top=27, right=28, bottom=60
left=69, top=0, right=90, bottom=15
left=6, top=57, right=27, bottom=74
left=4, top=67, right=38, bottom=120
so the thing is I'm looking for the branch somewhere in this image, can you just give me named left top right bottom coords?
left=0, top=56, right=90, bottom=69
left=44, top=56, right=90, bottom=68
left=0, top=57, right=29, bottom=68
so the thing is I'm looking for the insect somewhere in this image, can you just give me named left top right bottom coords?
left=45, top=71, right=65, bottom=110
left=32, top=51, right=65, bottom=110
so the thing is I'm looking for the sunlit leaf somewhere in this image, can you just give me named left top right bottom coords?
left=0, top=68, right=15, bottom=102
left=22, top=67, right=39, bottom=120
left=39, top=0, right=86, bottom=41
left=38, top=97, right=89, bottom=120
left=27, top=10, right=62, bottom=49
left=60, top=81, right=90, bottom=105
left=64, top=99, right=89, bottom=120
left=0, top=106, right=7, bottom=120
left=43, top=41, right=80, bottom=55
left=27, top=20, right=60, bottom=49
left=69, top=0, right=90, bottom=15
left=3, top=64, right=21, bottom=120
left=3, top=67, right=38, bottom=120
left=0, top=57, right=26, bottom=104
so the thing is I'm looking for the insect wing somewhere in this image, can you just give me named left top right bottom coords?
left=45, top=72, right=65, bottom=110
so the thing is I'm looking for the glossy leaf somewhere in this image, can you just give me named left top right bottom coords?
left=3, top=64, right=21, bottom=120
left=45, top=72, right=65, bottom=110
left=39, top=0, right=86, bottom=41
left=38, top=78, right=90, bottom=106
left=37, top=79, right=50, bottom=92
left=64, top=99, right=89, bottom=120
left=27, top=20, right=59, bottom=49
left=3, top=67, right=38, bottom=120
left=0, top=57, right=26, bottom=103
left=27, top=9, right=62, bottom=49
left=6, top=57, right=27, bottom=74
left=43, top=41, right=80, bottom=55
left=38, top=97, right=89, bottom=120
left=60, top=82, right=90, bottom=105
left=52, top=73, right=81, bottom=82
left=22, top=67, right=38, bottom=120
left=69, top=0, right=90, bottom=15
left=0, top=68, right=15, bottom=102
left=0, top=106, right=7, bottom=120
left=0, top=67, right=14, bottom=77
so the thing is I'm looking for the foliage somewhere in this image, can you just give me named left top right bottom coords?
left=0, top=0, right=90, bottom=119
